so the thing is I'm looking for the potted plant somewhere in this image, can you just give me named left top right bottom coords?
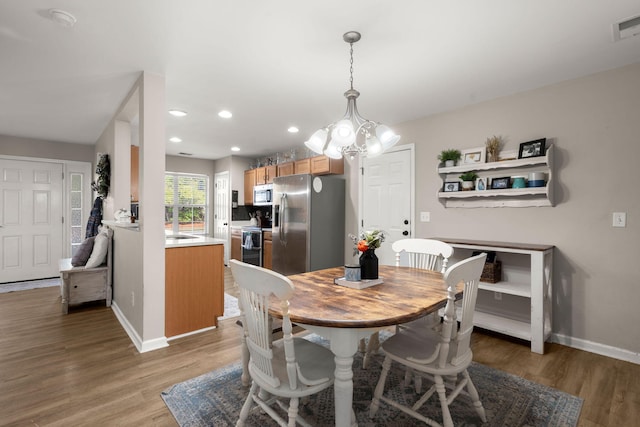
left=438, top=149, right=461, bottom=167
left=459, top=171, right=478, bottom=190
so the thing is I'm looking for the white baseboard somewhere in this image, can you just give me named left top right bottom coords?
left=111, top=302, right=169, bottom=353
left=551, top=333, right=640, bottom=365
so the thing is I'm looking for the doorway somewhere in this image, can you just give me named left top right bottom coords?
left=214, top=171, right=230, bottom=264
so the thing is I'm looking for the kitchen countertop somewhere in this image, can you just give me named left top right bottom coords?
left=165, top=235, right=226, bottom=248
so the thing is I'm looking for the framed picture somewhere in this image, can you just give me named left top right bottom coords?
left=475, top=177, right=486, bottom=191
left=461, top=147, right=486, bottom=164
left=518, top=138, right=546, bottom=159
left=490, top=177, right=510, bottom=189
left=443, top=182, right=460, bottom=192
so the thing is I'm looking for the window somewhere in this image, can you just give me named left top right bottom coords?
left=69, top=172, right=84, bottom=256
left=164, top=173, right=209, bottom=235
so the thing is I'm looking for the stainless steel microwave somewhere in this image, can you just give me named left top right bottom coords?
left=253, top=184, right=273, bottom=206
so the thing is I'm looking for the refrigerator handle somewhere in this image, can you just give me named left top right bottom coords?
left=279, top=193, right=287, bottom=246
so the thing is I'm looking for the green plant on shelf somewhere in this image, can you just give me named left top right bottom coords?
left=459, top=171, right=479, bottom=182
left=437, top=149, right=461, bottom=164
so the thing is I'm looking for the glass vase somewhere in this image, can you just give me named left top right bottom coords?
left=360, top=249, right=379, bottom=280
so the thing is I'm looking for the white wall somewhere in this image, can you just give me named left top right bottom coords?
left=393, top=62, right=640, bottom=356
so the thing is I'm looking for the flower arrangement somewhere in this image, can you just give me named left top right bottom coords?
left=349, top=230, right=385, bottom=256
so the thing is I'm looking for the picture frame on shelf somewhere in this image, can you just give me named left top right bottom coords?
left=443, top=182, right=460, bottom=192
left=461, top=147, right=486, bottom=164
left=475, top=177, right=486, bottom=191
left=490, top=177, right=510, bottom=189
left=497, top=149, right=517, bottom=161
left=518, top=138, right=546, bottom=159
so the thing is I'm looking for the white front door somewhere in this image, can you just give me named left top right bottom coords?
left=214, top=171, right=230, bottom=264
left=0, top=159, right=64, bottom=282
left=361, top=145, right=414, bottom=266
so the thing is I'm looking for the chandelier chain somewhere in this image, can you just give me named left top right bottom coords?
left=349, top=42, right=354, bottom=91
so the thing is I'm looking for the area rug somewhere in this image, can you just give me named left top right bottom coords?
left=0, top=277, right=60, bottom=293
left=217, top=293, right=241, bottom=320
left=161, top=335, right=583, bottom=427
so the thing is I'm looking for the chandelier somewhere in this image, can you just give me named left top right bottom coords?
left=304, top=31, right=400, bottom=160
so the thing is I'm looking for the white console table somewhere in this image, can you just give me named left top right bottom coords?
left=433, top=238, right=554, bottom=354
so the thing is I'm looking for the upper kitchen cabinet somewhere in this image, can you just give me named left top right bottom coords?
left=310, top=155, right=344, bottom=175
left=255, top=165, right=277, bottom=185
left=277, top=162, right=294, bottom=177
left=294, top=158, right=311, bottom=175
left=131, top=145, right=139, bottom=202
left=244, top=169, right=256, bottom=205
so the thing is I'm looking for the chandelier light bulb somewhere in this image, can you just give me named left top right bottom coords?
left=304, top=128, right=328, bottom=154
left=324, top=140, right=344, bottom=160
left=331, top=119, right=356, bottom=146
left=365, top=135, right=383, bottom=157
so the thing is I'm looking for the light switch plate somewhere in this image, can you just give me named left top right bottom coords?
left=420, top=212, right=430, bottom=222
left=613, top=212, right=626, bottom=227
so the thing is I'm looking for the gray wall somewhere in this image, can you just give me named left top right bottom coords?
left=0, top=135, right=94, bottom=163
left=394, top=62, right=640, bottom=355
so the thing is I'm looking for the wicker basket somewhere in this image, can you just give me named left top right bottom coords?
left=480, top=260, right=501, bottom=283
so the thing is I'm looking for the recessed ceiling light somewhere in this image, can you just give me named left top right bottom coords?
left=168, top=110, right=188, bottom=117
left=169, top=137, right=182, bottom=143
left=288, top=127, right=299, bottom=133
left=218, top=110, right=233, bottom=119
left=49, top=9, right=77, bottom=27
left=231, top=147, right=240, bottom=152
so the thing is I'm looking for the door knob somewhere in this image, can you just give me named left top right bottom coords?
left=402, top=230, right=409, bottom=236
left=404, top=220, right=409, bottom=225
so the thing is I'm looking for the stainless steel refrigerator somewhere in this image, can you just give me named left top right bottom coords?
left=271, top=174, right=345, bottom=276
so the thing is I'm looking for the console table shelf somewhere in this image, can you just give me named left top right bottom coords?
left=433, top=238, right=554, bottom=354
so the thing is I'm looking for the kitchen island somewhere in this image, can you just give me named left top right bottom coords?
left=165, top=235, right=226, bottom=338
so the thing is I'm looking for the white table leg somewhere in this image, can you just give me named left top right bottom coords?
left=300, top=324, right=378, bottom=427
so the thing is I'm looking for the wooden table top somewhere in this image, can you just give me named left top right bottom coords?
left=271, top=265, right=456, bottom=329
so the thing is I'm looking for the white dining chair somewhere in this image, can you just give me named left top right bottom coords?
left=230, top=259, right=335, bottom=427
left=361, top=238, right=454, bottom=370
left=369, top=253, right=488, bottom=427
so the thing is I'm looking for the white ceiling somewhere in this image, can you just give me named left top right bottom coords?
left=1, top=1, right=639, bottom=160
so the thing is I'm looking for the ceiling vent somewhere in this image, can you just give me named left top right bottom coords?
left=613, top=14, right=640, bottom=41
left=178, top=152, right=193, bottom=156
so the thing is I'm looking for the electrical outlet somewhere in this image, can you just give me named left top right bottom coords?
left=131, top=291, right=135, bottom=307
left=420, top=212, right=431, bottom=222
left=613, top=212, right=626, bottom=227
left=494, top=292, right=502, bottom=301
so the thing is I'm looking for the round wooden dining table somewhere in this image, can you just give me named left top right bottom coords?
left=269, top=265, right=456, bottom=427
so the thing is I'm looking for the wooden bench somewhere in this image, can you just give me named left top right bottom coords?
left=59, top=230, right=113, bottom=314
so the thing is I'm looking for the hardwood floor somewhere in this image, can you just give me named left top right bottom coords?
left=1, top=270, right=638, bottom=426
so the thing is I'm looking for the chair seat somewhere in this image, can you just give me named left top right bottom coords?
left=252, top=336, right=335, bottom=398
left=381, top=328, right=471, bottom=376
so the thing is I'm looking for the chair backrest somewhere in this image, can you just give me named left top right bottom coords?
left=229, top=259, right=298, bottom=390
left=392, top=238, right=454, bottom=273
left=438, top=253, right=486, bottom=367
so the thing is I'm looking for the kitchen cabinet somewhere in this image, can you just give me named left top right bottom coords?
left=311, top=155, right=344, bottom=175
left=294, top=158, right=311, bottom=175
left=434, top=238, right=554, bottom=354
left=263, top=230, right=272, bottom=269
left=131, top=145, right=139, bottom=202
left=231, top=227, right=242, bottom=261
left=244, top=169, right=256, bottom=205
left=255, top=165, right=277, bottom=185
left=437, top=144, right=553, bottom=208
left=277, top=162, right=294, bottom=177
left=165, top=244, right=224, bottom=337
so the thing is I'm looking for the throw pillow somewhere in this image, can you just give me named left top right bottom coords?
left=71, top=236, right=95, bottom=267
left=85, top=230, right=109, bottom=268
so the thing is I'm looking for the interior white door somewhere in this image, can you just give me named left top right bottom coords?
left=0, top=159, right=63, bottom=282
left=214, top=171, right=230, bottom=264
left=361, top=147, right=413, bottom=266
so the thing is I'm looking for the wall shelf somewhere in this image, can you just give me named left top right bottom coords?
left=437, top=144, right=554, bottom=208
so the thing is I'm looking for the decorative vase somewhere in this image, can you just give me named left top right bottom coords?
left=360, top=249, right=379, bottom=280
left=462, top=181, right=475, bottom=191
left=445, top=160, right=455, bottom=167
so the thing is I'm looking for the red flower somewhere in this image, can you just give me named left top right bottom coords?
left=357, top=240, right=369, bottom=252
